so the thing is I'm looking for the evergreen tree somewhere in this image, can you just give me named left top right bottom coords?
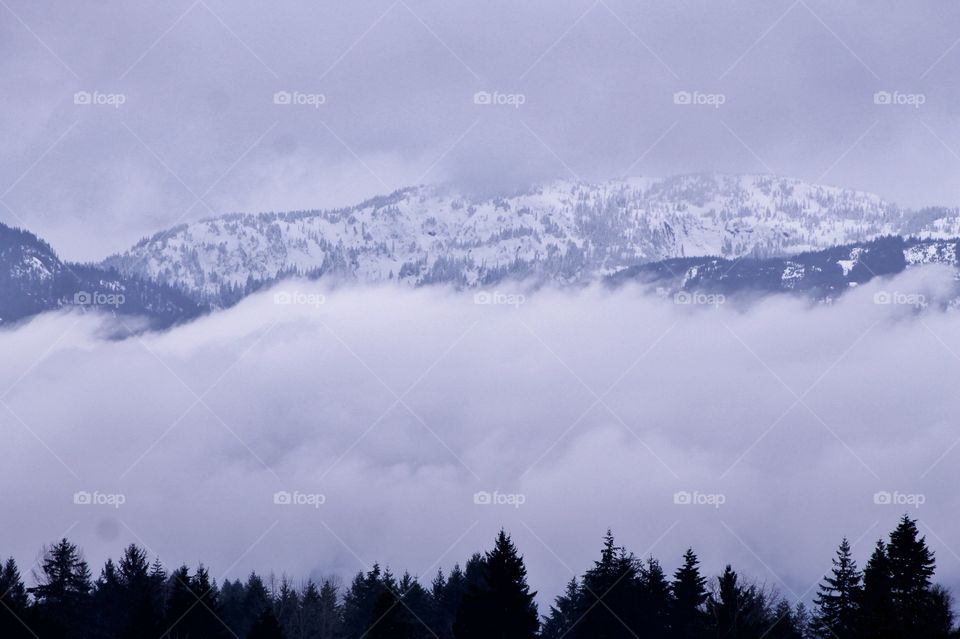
left=766, top=598, right=804, bottom=639
left=162, top=565, right=195, bottom=637
left=275, top=577, right=301, bottom=639
left=855, top=541, right=893, bottom=639
left=359, top=570, right=432, bottom=639
left=541, top=578, right=581, bottom=639
left=453, top=530, right=538, bottom=639
left=92, top=558, right=122, bottom=637
left=248, top=607, right=286, bottom=639
left=31, top=538, right=93, bottom=638
left=342, top=564, right=384, bottom=639
left=397, top=572, right=434, bottom=638
left=221, top=578, right=249, bottom=636
left=792, top=602, right=814, bottom=639
left=0, top=557, right=32, bottom=639
left=671, top=548, right=708, bottom=638
left=705, top=565, right=768, bottom=639
left=365, top=571, right=408, bottom=639
left=574, top=531, right=642, bottom=639
left=149, top=558, right=169, bottom=619
left=301, top=579, right=341, bottom=639
left=241, top=572, right=274, bottom=637
left=162, top=564, right=228, bottom=638
left=115, top=545, right=165, bottom=638
left=639, top=557, right=672, bottom=639
left=188, top=564, right=229, bottom=638
left=9, top=522, right=960, bottom=639
left=885, top=515, right=952, bottom=637
left=0, top=557, right=28, bottom=609
left=887, top=516, right=936, bottom=631
left=433, top=565, right=466, bottom=639
left=430, top=569, right=449, bottom=637
left=300, top=580, right=324, bottom=639
left=317, top=579, right=343, bottom=639
left=812, top=537, right=861, bottom=638
left=926, top=585, right=956, bottom=639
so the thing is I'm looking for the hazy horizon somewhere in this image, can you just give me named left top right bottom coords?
left=4, top=0, right=960, bottom=261
left=4, top=3, right=960, bottom=636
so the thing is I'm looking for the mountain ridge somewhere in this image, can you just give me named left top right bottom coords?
left=0, top=222, right=206, bottom=328
left=100, top=173, right=960, bottom=305
left=5, top=173, right=960, bottom=328
left=607, top=235, right=960, bottom=304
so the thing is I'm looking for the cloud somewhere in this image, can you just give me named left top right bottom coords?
left=4, top=0, right=960, bottom=259
left=2, top=269, right=960, bottom=604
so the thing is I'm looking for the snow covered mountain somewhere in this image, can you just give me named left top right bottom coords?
left=609, top=236, right=960, bottom=302
left=0, top=222, right=205, bottom=328
left=102, top=174, right=960, bottom=305
left=4, top=173, right=960, bottom=328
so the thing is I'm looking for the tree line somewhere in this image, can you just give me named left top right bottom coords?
left=0, top=515, right=954, bottom=638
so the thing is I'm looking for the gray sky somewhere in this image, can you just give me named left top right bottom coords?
left=3, top=271, right=960, bottom=605
left=2, top=0, right=960, bottom=260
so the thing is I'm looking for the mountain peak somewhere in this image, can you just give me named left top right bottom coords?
left=100, top=173, right=948, bottom=304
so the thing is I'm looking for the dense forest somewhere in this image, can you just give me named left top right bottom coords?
left=0, top=516, right=954, bottom=638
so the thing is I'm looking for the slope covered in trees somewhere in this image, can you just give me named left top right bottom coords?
left=0, top=517, right=954, bottom=638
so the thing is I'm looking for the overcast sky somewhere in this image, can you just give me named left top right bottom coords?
left=2, top=0, right=960, bottom=260
left=3, top=272, right=960, bottom=605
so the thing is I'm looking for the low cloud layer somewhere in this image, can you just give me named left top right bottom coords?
left=3, top=270, right=960, bottom=605
left=4, top=0, right=960, bottom=259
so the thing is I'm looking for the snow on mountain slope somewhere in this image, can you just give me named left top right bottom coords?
left=102, top=174, right=960, bottom=303
left=0, top=222, right=206, bottom=327
left=609, top=236, right=960, bottom=301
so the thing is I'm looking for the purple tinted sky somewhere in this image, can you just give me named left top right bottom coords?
left=2, top=0, right=960, bottom=260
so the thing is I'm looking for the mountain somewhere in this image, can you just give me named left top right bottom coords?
left=102, top=174, right=960, bottom=305
left=6, top=173, right=960, bottom=329
left=607, top=236, right=960, bottom=301
left=0, top=222, right=206, bottom=328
